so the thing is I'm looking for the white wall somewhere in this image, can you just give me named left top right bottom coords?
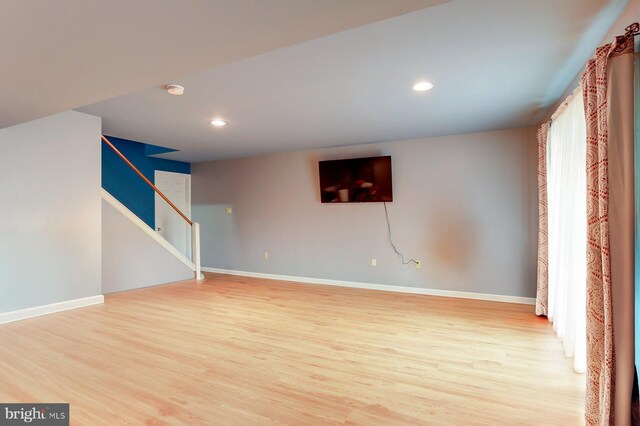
left=192, top=127, right=538, bottom=298
left=0, top=111, right=102, bottom=313
left=101, top=199, right=194, bottom=293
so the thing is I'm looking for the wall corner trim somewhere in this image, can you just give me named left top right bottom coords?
left=0, top=295, right=105, bottom=325
left=201, top=267, right=536, bottom=305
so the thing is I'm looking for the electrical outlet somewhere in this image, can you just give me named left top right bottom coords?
left=263, top=251, right=269, bottom=260
left=226, top=207, right=233, bottom=214
left=371, top=258, right=377, bottom=267
left=415, top=260, right=421, bottom=269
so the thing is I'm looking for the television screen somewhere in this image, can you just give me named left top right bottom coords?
left=319, top=156, right=393, bottom=203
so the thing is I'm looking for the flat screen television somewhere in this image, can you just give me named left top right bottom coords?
left=319, top=156, right=393, bottom=203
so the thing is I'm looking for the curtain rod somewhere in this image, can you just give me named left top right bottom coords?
left=547, top=22, right=638, bottom=126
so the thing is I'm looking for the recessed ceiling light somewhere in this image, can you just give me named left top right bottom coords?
left=210, top=119, right=227, bottom=127
left=165, top=84, right=184, bottom=96
left=412, top=81, right=434, bottom=92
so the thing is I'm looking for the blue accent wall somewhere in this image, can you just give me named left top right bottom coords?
left=102, top=136, right=190, bottom=229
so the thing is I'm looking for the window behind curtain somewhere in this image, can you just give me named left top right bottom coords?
left=547, top=88, right=587, bottom=373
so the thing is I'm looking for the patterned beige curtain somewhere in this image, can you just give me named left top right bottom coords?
left=535, top=123, right=549, bottom=317
left=582, top=33, right=636, bottom=425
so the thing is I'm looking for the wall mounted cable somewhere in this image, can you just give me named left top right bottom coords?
left=383, top=202, right=418, bottom=266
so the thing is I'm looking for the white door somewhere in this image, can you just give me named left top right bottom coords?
left=155, top=171, right=191, bottom=258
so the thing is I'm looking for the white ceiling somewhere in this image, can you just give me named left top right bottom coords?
left=1, top=0, right=443, bottom=129
left=78, top=0, right=627, bottom=162
left=35, top=1, right=631, bottom=162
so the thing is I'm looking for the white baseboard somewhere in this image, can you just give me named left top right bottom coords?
left=201, top=267, right=535, bottom=305
left=0, top=295, right=105, bottom=325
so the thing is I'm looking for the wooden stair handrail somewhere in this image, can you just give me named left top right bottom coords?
left=101, top=135, right=193, bottom=226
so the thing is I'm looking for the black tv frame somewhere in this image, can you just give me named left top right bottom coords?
left=318, top=155, right=393, bottom=203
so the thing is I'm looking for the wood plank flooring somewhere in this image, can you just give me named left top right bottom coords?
left=0, top=274, right=584, bottom=425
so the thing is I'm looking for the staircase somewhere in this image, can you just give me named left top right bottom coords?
left=101, top=135, right=203, bottom=282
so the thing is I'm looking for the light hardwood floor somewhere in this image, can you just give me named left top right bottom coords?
left=0, top=274, right=584, bottom=425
